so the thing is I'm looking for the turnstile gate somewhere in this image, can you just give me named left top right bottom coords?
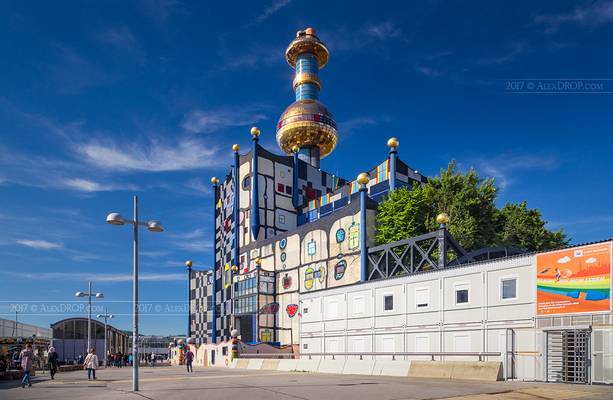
left=546, top=330, right=590, bottom=384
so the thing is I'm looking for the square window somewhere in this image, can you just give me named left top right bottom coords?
left=307, top=240, right=316, bottom=255
left=278, top=214, right=286, bottom=224
left=455, top=287, right=469, bottom=304
left=286, top=185, right=292, bottom=195
left=277, top=183, right=285, bottom=192
left=303, top=307, right=309, bottom=314
left=384, top=295, right=394, bottom=311
left=303, top=343, right=308, bottom=349
left=415, top=288, right=429, bottom=308
left=501, top=278, right=517, bottom=300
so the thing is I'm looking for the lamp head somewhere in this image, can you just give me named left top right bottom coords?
left=95, top=293, right=104, bottom=299
left=109, top=314, right=114, bottom=319
left=75, top=291, right=85, bottom=297
left=106, top=213, right=126, bottom=226
left=356, top=172, right=370, bottom=186
left=147, top=220, right=164, bottom=233
left=96, top=314, right=102, bottom=318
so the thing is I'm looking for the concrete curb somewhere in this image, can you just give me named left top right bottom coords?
left=373, top=360, right=411, bottom=377
left=317, top=359, right=346, bottom=374
left=342, top=359, right=376, bottom=375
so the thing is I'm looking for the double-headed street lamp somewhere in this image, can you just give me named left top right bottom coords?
left=97, top=308, right=114, bottom=367
left=106, top=195, right=163, bottom=392
left=75, top=281, right=104, bottom=353
left=185, top=260, right=193, bottom=340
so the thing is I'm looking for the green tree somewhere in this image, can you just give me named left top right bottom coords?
left=422, top=160, right=499, bottom=251
left=375, top=160, right=568, bottom=253
left=375, top=186, right=430, bottom=245
left=496, top=201, right=569, bottom=251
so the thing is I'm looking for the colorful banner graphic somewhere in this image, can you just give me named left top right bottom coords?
left=536, top=242, right=611, bottom=315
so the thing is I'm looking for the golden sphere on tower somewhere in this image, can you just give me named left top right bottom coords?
left=436, top=213, right=450, bottom=225
left=211, top=176, right=219, bottom=185
left=232, top=144, right=240, bottom=152
left=185, top=260, right=193, bottom=268
left=291, top=145, right=300, bottom=153
left=231, top=265, right=239, bottom=273
left=250, top=127, right=261, bottom=137
left=387, top=137, right=399, bottom=148
left=254, top=257, right=262, bottom=266
left=357, top=172, right=370, bottom=185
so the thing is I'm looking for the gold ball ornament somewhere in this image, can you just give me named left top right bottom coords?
left=291, top=145, right=300, bottom=153
left=387, top=137, right=399, bottom=148
left=250, top=127, right=261, bottom=137
left=211, top=177, right=219, bottom=185
left=232, top=144, right=240, bottom=152
left=185, top=260, right=193, bottom=268
left=254, top=257, right=262, bottom=266
left=231, top=265, right=239, bottom=273
left=436, top=213, right=450, bottom=225
left=356, top=172, right=370, bottom=185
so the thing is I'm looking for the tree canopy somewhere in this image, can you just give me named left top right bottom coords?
left=375, top=161, right=569, bottom=252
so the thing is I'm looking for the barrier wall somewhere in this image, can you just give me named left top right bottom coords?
left=228, top=357, right=502, bottom=381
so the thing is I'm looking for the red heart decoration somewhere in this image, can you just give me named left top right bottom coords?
left=286, top=304, right=298, bottom=318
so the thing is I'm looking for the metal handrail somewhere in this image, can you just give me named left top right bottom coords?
left=239, top=351, right=501, bottom=361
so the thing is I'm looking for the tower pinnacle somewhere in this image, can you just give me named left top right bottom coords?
left=276, top=28, right=338, bottom=169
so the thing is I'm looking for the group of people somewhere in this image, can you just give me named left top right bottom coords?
left=106, top=352, right=130, bottom=368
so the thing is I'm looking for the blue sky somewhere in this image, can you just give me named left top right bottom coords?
left=1, top=0, right=612, bottom=336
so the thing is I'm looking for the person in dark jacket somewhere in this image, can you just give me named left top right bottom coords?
left=47, top=346, right=59, bottom=380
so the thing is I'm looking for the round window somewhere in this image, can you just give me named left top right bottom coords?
left=336, top=228, right=346, bottom=243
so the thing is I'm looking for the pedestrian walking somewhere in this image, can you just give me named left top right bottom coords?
left=185, top=349, right=194, bottom=373
left=19, top=344, right=37, bottom=388
left=150, top=353, right=157, bottom=367
left=83, top=348, right=98, bottom=381
left=128, top=354, right=133, bottom=366
left=47, top=346, right=59, bottom=380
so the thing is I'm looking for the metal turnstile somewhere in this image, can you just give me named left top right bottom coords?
left=547, top=330, right=590, bottom=384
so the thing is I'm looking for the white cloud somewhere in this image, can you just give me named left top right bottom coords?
left=415, top=66, right=441, bottom=77
left=185, top=178, right=213, bottom=196
left=4, top=271, right=184, bottom=282
left=475, top=152, right=559, bottom=189
left=16, top=239, right=63, bottom=250
left=182, top=108, right=268, bottom=133
left=62, top=178, right=137, bottom=192
left=75, top=137, right=222, bottom=172
left=534, top=1, right=613, bottom=33
left=252, top=0, right=293, bottom=25
left=557, top=256, right=571, bottom=264
left=364, top=22, right=403, bottom=40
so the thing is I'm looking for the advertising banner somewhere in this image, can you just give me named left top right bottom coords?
left=536, top=242, right=611, bottom=315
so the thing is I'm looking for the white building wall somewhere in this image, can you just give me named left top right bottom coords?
left=300, top=251, right=613, bottom=382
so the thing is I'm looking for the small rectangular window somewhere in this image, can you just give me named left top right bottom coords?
left=415, top=288, right=430, bottom=308
left=278, top=214, right=286, bottom=224
left=303, top=343, right=308, bottom=349
left=303, top=307, right=309, bottom=314
left=501, top=278, right=517, bottom=300
left=455, top=287, right=469, bottom=304
left=384, top=295, right=394, bottom=311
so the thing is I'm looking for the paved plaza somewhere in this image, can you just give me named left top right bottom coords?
left=1, top=366, right=612, bottom=400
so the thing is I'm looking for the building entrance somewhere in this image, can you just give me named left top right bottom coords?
left=546, top=329, right=590, bottom=384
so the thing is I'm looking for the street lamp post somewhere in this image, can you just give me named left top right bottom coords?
left=106, top=195, right=163, bottom=392
left=97, top=308, right=114, bottom=367
left=75, top=281, right=104, bottom=353
left=185, top=260, right=192, bottom=340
